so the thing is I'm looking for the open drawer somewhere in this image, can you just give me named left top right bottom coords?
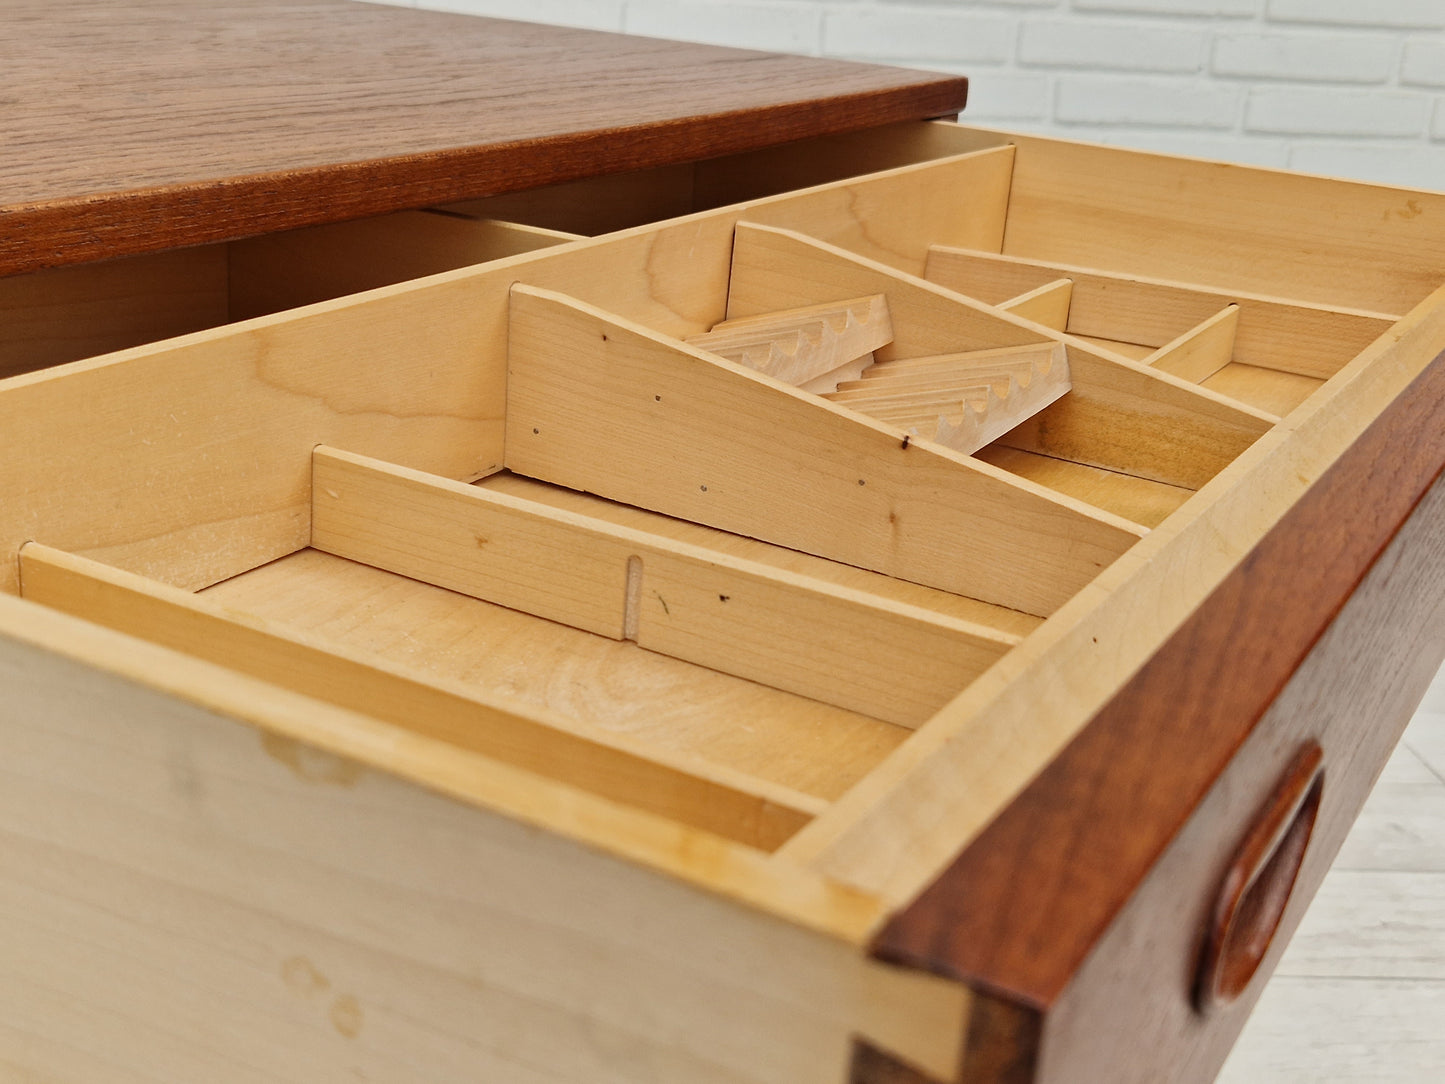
left=3, top=122, right=1445, bottom=1083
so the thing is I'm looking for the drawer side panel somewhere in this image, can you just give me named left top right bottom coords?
left=869, top=342, right=1445, bottom=1006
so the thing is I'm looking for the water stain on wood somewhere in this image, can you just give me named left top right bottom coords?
left=261, top=731, right=364, bottom=787
left=331, top=994, right=364, bottom=1039
left=282, top=955, right=331, bottom=998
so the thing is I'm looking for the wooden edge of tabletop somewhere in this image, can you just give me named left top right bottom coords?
left=858, top=346, right=1445, bottom=1075
left=1, top=85, right=967, bottom=278
left=0, top=2, right=967, bottom=278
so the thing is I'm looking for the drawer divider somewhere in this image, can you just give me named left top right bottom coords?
left=16, top=541, right=823, bottom=852
left=997, top=278, right=1073, bottom=331
left=730, top=222, right=1277, bottom=491
left=1142, top=305, right=1239, bottom=385
left=924, top=243, right=1398, bottom=380
left=311, top=445, right=1021, bottom=728
left=504, top=283, right=1146, bottom=617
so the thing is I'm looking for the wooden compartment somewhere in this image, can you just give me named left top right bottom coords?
left=0, top=123, right=978, bottom=380
left=4, top=119, right=1445, bottom=1084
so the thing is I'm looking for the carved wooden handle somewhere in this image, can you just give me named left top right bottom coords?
left=1196, top=740, right=1324, bottom=1013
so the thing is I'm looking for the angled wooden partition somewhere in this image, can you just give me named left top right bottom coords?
left=998, top=278, right=1072, bottom=330
left=924, top=244, right=1395, bottom=380
left=505, top=284, right=1144, bottom=617
left=728, top=223, right=1275, bottom=490
left=1143, top=306, right=1238, bottom=384
left=17, top=543, right=820, bottom=850
left=310, top=447, right=1019, bottom=726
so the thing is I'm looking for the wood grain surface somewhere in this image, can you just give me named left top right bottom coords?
left=0, top=0, right=967, bottom=276
left=869, top=347, right=1445, bottom=1046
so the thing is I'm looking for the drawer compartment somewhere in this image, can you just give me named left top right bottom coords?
left=0, top=210, right=579, bottom=379
left=2, top=123, right=1444, bottom=1083
left=0, top=122, right=979, bottom=381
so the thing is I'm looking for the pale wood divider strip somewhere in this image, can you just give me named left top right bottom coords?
left=1144, top=305, right=1238, bottom=384
left=998, top=278, right=1072, bottom=331
left=728, top=223, right=1275, bottom=491
left=312, top=446, right=1021, bottom=728
left=505, top=284, right=1145, bottom=618
left=990, top=128, right=1444, bottom=316
left=925, top=244, right=1396, bottom=380
left=17, top=542, right=822, bottom=852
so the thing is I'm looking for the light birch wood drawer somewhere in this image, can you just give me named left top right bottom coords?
left=2, top=121, right=1444, bottom=1083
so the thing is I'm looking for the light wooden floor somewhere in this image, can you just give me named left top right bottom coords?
left=1218, top=665, right=1445, bottom=1082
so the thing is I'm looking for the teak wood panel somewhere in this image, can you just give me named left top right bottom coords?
left=0, top=0, right=968, bottom=276
left=0, top=246, right=229, bottom=379
left=856, top=468, right=1445, bottom=1082
left=227, top=212, right=579, bottom=321
left=1003, top=466, right=1445, bottom=1084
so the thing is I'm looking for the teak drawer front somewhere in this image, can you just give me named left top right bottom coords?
left=869, top=342, right=1445, bottom=1081
left=1, top=113, right=1443, bottom=1084
left=1036, top=468, right=1445, bottom=1083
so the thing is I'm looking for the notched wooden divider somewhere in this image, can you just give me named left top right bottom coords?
left=17, top=542, right=821, bottom=851
left=924, top=244, right=1397, bottom=381
left=310, top=446, right=1019, bottom=727
left=823, top=344, right=1071, bottom=456
left=686, top=294, right=893, bottom=393
left=728, top=223, right=1276, bottom=490
left=504, top=283, right=1144, bottom=618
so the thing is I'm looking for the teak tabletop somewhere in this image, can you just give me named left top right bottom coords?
left=0, top=0, right=968, bottom=277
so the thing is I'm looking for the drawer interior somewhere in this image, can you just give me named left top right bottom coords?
left=3, top=124, right=1442, bottom=887
left=0, top=211, right=580, bottom=380
left=0, top=122, right=982, bottom=381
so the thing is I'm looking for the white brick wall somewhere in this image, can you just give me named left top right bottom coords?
left=371, top=0, right=1445, bottom=190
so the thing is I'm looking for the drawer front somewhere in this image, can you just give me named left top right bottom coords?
left=1034, top=468, right=1445, bottom=1082
left=866, top=345, right=1445, bottom=1081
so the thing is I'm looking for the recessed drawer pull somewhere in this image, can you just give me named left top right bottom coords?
left=1196, top=739, right=1325, bottom=1012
